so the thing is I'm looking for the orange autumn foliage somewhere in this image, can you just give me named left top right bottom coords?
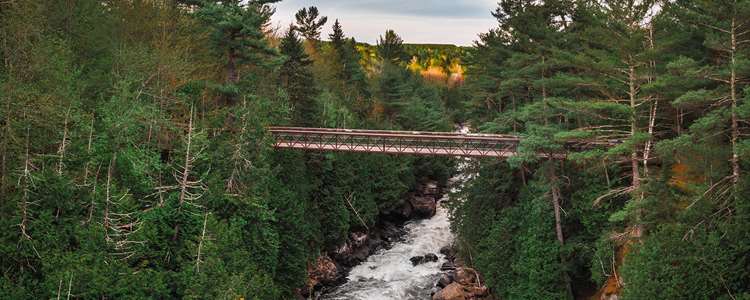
left=592, top=243, right=631, bottom=300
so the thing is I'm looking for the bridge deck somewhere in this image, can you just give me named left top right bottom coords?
left=269, top=127, right=530, bottom=158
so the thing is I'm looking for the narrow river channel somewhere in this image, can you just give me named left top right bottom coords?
left=320, top=201, right=454, bottom=300
left=322, top=127, right=472, bottom=300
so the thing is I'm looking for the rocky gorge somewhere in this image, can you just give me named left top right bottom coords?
left=299, top=180, right=446, bottom=298
left=302, top=158, right=492, bottom=300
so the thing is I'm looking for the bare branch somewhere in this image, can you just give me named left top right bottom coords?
left=57, top=106, right=71, bottom=176
left=195, top=212, right=209, bottom=273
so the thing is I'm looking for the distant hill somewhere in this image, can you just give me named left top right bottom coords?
left=355, top=43, right=468, bottom=87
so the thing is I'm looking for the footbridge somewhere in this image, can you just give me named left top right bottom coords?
left=269, top=127, right=579, bottom=158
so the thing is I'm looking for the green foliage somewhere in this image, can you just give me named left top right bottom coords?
left=377, top=30, right=408, bottom=63
left=294, top=6, right=328, bottom=41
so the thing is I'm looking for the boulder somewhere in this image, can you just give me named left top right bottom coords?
left=307, top=256, right=338, bottom=287
left=466, top=286, right=489, bottom=297
left=424, top=253, right=439, bottom=263
left=398, top=201, right=414, bottom=219
left=303, top=255, right=340, bottom=296
left=411, top=253, right=439, bottom=266
left=456, top=268, right=477, bottom=285
left=432, top=283, right=466, bottom=300
left=441, top=261, right=456, bottom=271
left=421, top=181, right=440, bottom=196
left=437, top=273, right=453, bottom=288
left=430, top=286, right=442, bottom=297
left=439, top=246, right=456, bottom=258
left=410, top=196, right=437, bottom=218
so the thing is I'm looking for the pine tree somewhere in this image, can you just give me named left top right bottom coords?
left=280, top=27, right=320, bottom=126
left=196, top=0, right=280, bottom=103
left=293, top=6, right=328, bottom=42
left=665, top=0, right=750, bottom=192
left=327, top=20, right=369, bottom=101
left=377, top=29, right=407, bottom=63
left=329, top=19, right=345, bottom=50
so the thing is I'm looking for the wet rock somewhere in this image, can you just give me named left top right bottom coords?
left=466, top=285, right=489, bottom=297
left=439, top=246, right=456, bottom=259
left=456, top=268, right=477, bottom=285
left=441, top=261, right=456, bottom=271
left=437, top=273, right=453, bottom=288
left=307, top=256, right=339, bottom=286
left=302, top=256, right=341, bottom=297
left=410, top=253, right=439, bottom=266
left=380, top=200, right=413, bottom=223
left=410, top=196, right=437, bottom=218
left=398, top=201, right=414, bottom=219
left=420, top=181, right=440, bottom=196
left=351, top=232, right=368, bottom=247
left=431, top=286, right=442, bottom=297
left=432, top=283, right=466, bottom=300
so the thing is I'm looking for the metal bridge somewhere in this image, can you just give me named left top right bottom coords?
left=269, top=127, right=566, bottom=158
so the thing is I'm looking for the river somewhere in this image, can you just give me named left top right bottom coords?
left=320, top=127, right=472, bottom=300
left=320, top=200, right=455, bottom=300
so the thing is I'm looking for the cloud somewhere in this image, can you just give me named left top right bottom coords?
left=302, top=0, right=495, bottom=18
left=271, top=0, right=498, bottom=45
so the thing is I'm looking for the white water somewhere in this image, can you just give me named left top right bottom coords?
left=321, top=201, right=455, bottom=300
left=321, top=126, right=471, bottom=300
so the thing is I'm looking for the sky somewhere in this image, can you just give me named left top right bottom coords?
left=270, top=0, right=499, bottom=46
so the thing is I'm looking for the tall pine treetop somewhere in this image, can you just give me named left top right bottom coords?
left=377, top=29, right=407, bottom=63
left=294, top=6, right=328, bottom=41
left=330, top=19, right=345, bottom=49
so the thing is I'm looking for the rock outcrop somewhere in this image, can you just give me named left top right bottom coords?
left=302, top=178, right=447, bottom=299
left=431, top=245, right=491, bottom=300
left=410, top=196, right=437, bottom=218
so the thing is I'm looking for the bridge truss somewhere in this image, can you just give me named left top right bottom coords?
left=269, top=127, right=533, bottom=158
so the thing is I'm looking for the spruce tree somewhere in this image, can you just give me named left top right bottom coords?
left=329, top=19, right=345, bottom=50
left=280, top=27, right=320, bottom=126
left=377, top=29, right=408, bottom=63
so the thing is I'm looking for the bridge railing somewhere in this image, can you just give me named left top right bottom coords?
left=268, top=127, right=523, bottom=158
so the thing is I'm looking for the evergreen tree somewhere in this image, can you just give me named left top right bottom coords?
left=329, top=19, right=345, bottom=50
left=280, top=27, right=320, bottom=126
left=293, top=6, right=328, bottom=42
left=377, top=29, right=408, bottom=63
left=196, top=0, right=280, bottom=103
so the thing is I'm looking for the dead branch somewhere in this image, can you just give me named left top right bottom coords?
left=57, top=106, right=71, bottom=176
left=345, top=193, right=369, bottom=231
left=195, top=212, right=209, bottom=273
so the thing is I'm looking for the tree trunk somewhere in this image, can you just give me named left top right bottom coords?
left=643, top=24, right=658, bottom=178
left=730, top=17, right=741, bottom=189
left=226, top=50, right=239, bottom=85
left=628, top=62, right=643, bottom=238
left=549, top=168, right=574, bottom=300
left=541, top=55, right=549, bottom=126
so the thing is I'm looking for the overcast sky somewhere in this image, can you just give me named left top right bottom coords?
left=270, top=0, right=499, bottom=46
